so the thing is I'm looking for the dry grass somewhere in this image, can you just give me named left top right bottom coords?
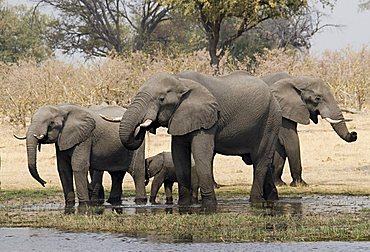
left=1, top=111, right=369, bottom=195
left=0, top=48, right=369, bottom=127
left=0, top=48, right=369, bottom=194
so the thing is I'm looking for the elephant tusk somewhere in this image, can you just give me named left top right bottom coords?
left=134, top=119, right=153, bottom=138
left=134, top=125, right=141, bottom=138
left=99, top=114, right=122, bottom=122
left=140, top=119, right=153, bottom=128
left=324, top=118, right=343, bottom=124
left=13, top=134, right=26, bottom=140
left=33, top=134, right=45, bottom=140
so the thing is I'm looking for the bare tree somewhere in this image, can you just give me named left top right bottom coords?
left=262, top=6, right=341, bottom=52
left=121, top=0, right=170, bottom=51
left=38, top=0, right=169, bottom=58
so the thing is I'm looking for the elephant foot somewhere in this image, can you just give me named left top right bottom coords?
left=290, top=179, right=308, bottom=187
left=77, top=201, right=90, bottom=214
left=90, top=197, right=105, bottom=206
left=200, top=197, right=217, bottom=214
left=64, top=198, right=75, bottom=214
left=274, top=179, right=287, bottom=187
left=135, top=197, right=148, bottom=205
left=107, top=197, right=122, bottom=206
left=149, top=196, right=157, bottom=204
left=165, top=197, right=174, bottom=205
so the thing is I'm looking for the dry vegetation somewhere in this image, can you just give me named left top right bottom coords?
left=0, top=47, right=369, bottom=127
left=0, top=49, right=369, bottom=242
left=0, top=48, right=369, bottom=193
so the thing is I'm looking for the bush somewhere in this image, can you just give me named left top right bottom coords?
left=0, top=48, right=369, bottom=127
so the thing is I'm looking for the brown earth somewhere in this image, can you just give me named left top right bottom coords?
left=0, top=111, right=369, bottom=194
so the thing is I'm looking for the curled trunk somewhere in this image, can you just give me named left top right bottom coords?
left=119, top=92, right=150, bottom=150
left=331, top=121, right=357, bottom=142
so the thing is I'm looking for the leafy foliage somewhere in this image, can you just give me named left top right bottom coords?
left=0, top=1, right=54, bottom=63
left=159, top=0, right=310, bottom=69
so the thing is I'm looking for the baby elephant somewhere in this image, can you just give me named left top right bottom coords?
left=145, top=152, right=199, bottom=205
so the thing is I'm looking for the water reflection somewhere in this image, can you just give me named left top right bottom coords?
left=6, top=195, right=370, bottom=216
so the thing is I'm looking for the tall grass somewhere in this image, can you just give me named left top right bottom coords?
left=0, top=48, right=369, bottom=126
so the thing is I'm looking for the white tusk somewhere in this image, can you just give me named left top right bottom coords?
left=99, top=114, right=122, bottom=122
left=13, top=134, right=26, bottom=140
left=324, top=118, right=343, bottom=124
left=134, top=119, right=153, bottom=138
left=134, top=125, right=141, bottom=138
left=140, top=119, right=153, bottom=128
left=33, top=134, right=45, bottom=140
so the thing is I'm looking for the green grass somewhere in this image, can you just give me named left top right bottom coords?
left=0, top=187, right=369, bottom=242
left=0, top=209, right=368, bottom=242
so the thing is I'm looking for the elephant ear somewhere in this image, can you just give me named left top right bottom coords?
left=271, top=78, right=310, bottom=125
left=146, top=152, right=165, bottom=178
left=58, top=105, right=96, bottom=151
left=168, top=78, right=219, bottom=135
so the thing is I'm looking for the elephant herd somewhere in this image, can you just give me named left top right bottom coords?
left=16, top=71, right=357, bottom=213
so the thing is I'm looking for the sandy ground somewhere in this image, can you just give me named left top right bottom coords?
left=0, top=111, right=369, bottom=193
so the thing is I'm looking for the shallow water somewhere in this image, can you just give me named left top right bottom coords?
left=0, top=227, right=369, bottom=252
left=7, top=195, right=370, bottom=216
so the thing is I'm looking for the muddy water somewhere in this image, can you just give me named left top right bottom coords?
left=9, top=195, right=370, bottom=216
left=1, top=227, right=369, bottom=252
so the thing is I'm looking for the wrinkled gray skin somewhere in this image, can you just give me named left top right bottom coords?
left=145, top=152, right=198, bottom=205
left=119, top=71, right=281, bottom=212
left=25, top=104, right=146, bottom=212
left=261, top=72, right=357, bottom=186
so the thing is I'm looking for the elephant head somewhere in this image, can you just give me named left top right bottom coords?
left=26, top=104, right=96, bottom=186
left=119, top=73, right=219, bottom=150
left=271, top=77, right=357, bottom=142
left=144, top=152, right=165, bottom=185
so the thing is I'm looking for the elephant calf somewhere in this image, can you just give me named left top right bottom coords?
left=145, top=152, right=200, bottom=205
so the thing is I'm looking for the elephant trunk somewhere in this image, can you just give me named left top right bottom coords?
left=26, top=124, right=47, bottom=187
left=331, top=121, right=357, bottom=142
left=119, top=92, right=152, bottom=150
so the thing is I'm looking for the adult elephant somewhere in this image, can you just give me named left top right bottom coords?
left=23, top=104, right=146, bottom=212
left=261, top=72, right=357, bottom=186
left=119, top=71, right=282, bottom=212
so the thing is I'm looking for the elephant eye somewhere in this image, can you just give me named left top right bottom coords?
left=158, top=96, right=165, bottom=102
left=314, top=96, right=322, bottom=103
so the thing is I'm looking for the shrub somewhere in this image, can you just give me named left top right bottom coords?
left=0, top=48, right=368, bottom=127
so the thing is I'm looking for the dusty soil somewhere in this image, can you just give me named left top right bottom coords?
left=0, top=111, right=369, bottom=193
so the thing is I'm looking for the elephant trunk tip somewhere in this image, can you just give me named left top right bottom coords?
left=28, top=165, right=47, bottom=187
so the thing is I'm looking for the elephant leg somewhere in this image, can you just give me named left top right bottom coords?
left=250, top=121, right=279, bottom=203
left=164, top=180, right=174, bottom=204
left=71, top=141, right=91, bottom=211
left=282, top=122, right=308, bottom=187
left=191, top=128, right=217, bottom=212
left=107, top=170, right=125, bottom=206
left=149, top=170, right=166, bottom=204
left=90, top=170, right=105, bottom=205
left=130, top=142, right=147, bottom=205
left=56, top=152, right=75, bottom=211
left=272, top=140, right=287, bottom=186
left=171, top=135, right=192, bottom=206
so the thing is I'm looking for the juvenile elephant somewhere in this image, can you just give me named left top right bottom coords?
left=261, top=72, right=357, bottom=186
left=119, top=71, right=282, bottom=212
left=145, top=152, right=198, bottom=205
left=24, top=104, right=146, bottom=211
